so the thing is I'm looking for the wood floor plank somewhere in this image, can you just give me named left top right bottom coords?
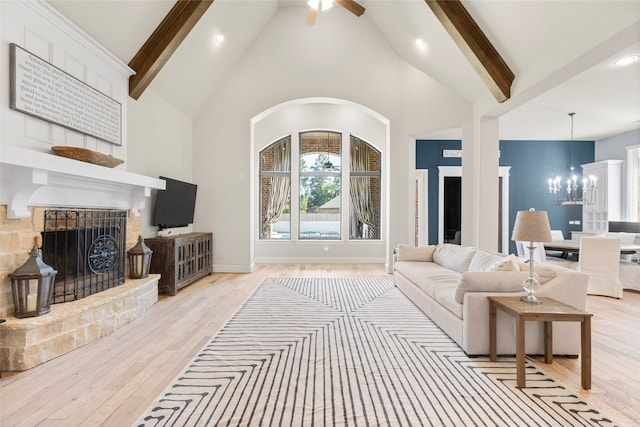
left=1, top=264, right=638, bottom=425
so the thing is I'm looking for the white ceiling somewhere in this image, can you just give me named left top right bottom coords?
left=48, top=0, right=640, bottom=142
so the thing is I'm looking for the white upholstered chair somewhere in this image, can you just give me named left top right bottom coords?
left=607, top=232, right=636, bottom=262
left=515, top=241, right=525, bottom=257
left=546, top=230, right=566, bottom=258
left=516, top=241, right=545, bottom=262
left=550, top=230, right=564, bottom=240
left=578, top=236, right=623, bottom=298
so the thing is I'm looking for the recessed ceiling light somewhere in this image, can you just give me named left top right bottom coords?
left=214, top=33, right=225, bottom=45
left=415, top=38, right=426, bottom=49
left=615, top=55, right=638, bottom=66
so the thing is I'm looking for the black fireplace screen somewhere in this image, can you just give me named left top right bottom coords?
left=41, top=209, right=127, bottom=303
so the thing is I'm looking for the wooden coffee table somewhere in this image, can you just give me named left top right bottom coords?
left=488, top=296, right=593, bottom=389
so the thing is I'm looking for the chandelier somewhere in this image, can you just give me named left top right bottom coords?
left=323, top=132, right=334, bottom=169
left=547, top=113, right=597, bottom=206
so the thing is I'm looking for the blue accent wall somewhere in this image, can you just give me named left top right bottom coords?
left=416, top=139, right=595, bottom=254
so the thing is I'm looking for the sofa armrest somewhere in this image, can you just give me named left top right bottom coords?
left=461, top=270, right=589, bottom=355
left=454, top=271, right=530, bottom=303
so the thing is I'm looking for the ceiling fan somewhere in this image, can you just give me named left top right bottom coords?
left=305, top=0, right=365, bottom=26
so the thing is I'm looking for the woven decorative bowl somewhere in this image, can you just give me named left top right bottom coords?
left=51, top=146, right=124, bottom=168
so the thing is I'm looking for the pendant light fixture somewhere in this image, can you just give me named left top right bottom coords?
left=323, top=132, right=333, bottom=169
left=547, top=113, right=597, bottom=205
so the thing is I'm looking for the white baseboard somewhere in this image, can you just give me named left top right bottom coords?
left=211, top=258, right=387, bottom=272
left=212, top=263, right=255, bottom=273
left=253, top=256, right=386, bottom=264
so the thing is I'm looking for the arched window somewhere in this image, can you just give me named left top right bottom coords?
left=259, top=136, right=291, bottom=239
left=259, top=132, right=381, bottom=241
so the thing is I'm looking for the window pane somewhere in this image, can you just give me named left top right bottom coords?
left=300, top=176, right=341, bottom=239
left=300, top=132, right=341, bottom=172
left=349, top=136, right=381, bottom=240
left=259, top=137, right=291, bottom=239
left=351, top=137, right=380, bottom=172
left=261, top=137, right=291, bottom=172
left=299, top=131, right=342, bottom=240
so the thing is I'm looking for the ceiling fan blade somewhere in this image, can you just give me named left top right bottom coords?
left=305, top=7, right=317, bottom=26
left=335, top=0, right=365, bottom=16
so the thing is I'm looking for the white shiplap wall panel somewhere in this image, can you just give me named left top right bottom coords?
left=1, top=0, right=132, bottom=160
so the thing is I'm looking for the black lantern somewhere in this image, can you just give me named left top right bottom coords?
left=127, top=235, right=152, bottom=279
left=10, top=245, right=57, bottom=318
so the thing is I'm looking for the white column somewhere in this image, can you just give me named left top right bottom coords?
left=461, top=120, right=476, bottom=247
left=461, top=115, right=500, bottom=251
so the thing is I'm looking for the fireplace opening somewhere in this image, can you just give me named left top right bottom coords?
left=41, top=209, right=127, bottom=303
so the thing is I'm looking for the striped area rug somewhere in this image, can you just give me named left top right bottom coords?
left=135, top=277, right=616, bottom=426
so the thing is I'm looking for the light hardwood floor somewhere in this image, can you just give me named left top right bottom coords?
left=1, top=264, right=638, bottom=426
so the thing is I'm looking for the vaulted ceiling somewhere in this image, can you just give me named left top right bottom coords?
left=49, top=0, right=640, bottom=141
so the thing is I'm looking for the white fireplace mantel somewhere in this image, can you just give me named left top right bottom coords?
left=0, top=145, right=165, bottom=219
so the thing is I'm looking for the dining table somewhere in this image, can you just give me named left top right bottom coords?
left=544, top=240, right=640, bottom=256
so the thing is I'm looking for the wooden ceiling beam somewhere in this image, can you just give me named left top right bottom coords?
left=128, top=0, right=213, bottom=100
left=425, top=0, right=514, bottom=103
left=335, top=0, right=365, bottom=17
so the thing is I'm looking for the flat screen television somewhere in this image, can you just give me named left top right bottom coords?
left=152, top=176, right=198, bottom=229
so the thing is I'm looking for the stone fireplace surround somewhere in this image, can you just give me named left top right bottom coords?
left=0, top=146, right=166, bottom=371
left=0, top=206, right=160, bottom=371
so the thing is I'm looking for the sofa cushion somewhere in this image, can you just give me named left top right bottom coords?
left=486, top=254, right=520, bottom=271
left=394, top=261, right=460, bottom=298
left=468, top=250, right=505, bottom=272
left=433, top=244, right=477, bottom=273
left=454, top=271, right=530, bottom=304
left=396, top=244, right=436, bottom=262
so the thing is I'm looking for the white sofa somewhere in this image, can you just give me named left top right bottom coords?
left=393, top=243, right=589, bottom=356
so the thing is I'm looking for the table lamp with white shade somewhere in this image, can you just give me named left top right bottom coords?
left=511, top=208, right=552, bottom=304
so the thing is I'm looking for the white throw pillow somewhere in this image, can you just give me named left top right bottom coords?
left=433, top=244, right=477, bottom=273
left=396, top=244, right=436, bottom=262
left=468, top=250, right=505, bottom=272
left=486, top=254, right=520, bottom=272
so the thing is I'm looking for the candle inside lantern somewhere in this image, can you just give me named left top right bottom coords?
left=27, top=293, right=37, bottom=311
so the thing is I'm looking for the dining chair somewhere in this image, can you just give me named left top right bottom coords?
left=516, top=241, right=545, bottom=262
left=578, top=236, right=623, bottom=298
left=546, top=230, right=566, bottom=258
left=607, top=232, right=636, bottom=262
left=515, top=241, right=525, bottom=257
left=550, top=230, right=564, bottom=240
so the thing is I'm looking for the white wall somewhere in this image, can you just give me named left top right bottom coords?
left=0, top=1, right=192, bottom=229
left=127, top=90, right=193, bottom=238
left=596, top=129, right=640, bottom=220
left=0, top=1, right=130, bottom=159
left=192, top=7, right=471, bottom=272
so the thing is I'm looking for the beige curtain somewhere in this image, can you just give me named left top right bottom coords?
left=264, top=138, right=291, bottom=228
left=350, top=137, right=375, bottom=237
